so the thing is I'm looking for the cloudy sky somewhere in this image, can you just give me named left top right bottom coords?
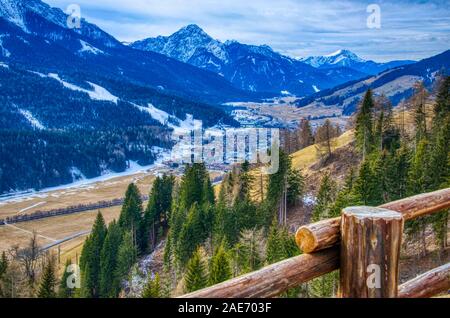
left=44, top=0, right=450, bottom=62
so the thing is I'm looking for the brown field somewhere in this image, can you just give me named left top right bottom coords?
left=0, top=205, right=122, bottom=254
left=0, top=171, right=158, bottom=220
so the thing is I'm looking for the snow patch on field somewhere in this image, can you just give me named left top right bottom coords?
left=78, top=40, right=104, bottom=55
left=48, top=73, right=118, bottom=104
left=0, top=62, right=8, bottom=68
left=18, top=109, right=45, bottom=130
left=312, top=85, right=320, bottom=93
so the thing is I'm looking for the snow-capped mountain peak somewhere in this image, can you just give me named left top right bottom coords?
left=131, top=24, right=229, bottom=65
left=301, top=49, right=366, bottom=68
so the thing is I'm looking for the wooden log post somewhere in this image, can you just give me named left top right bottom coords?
left=340, top=207, right=404, bottom=298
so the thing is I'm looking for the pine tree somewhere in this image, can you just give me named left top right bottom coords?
left=99, top=220, right=122, bottom=298
left=143, top=175, right=174, bottom=251
left=114, top=231, right=137, bottom=285
left=80, top=212, right=107, bottom=298
left=37, top=256, right=57, bottom=298
left=176, top=203, right=205, bottom=267
left=208, top=243, right=232, bottom=285
left=407, top=139, right=429, bottom=195
left=118, top=183, right=143, bottom=253
left=312, top=174, right=337, bottom=222
left=184, top=248, right=208, bottom=293
left=266, top=219, right=285, bottom=264
left=355, top=89, right=375, bottom=157
left=266, top=149, right=291, bottom=226
left=142, top=273, right=161, bottom=298
left=411, top=82, right=429, bottom=145
left=58, top=260, right=74, bottom=298
left=287, top=168, right=305, bottom=206
left=232, top=228, right=265, bottom=275
left=352, top=156, right=385, bottom=206
left=433, top=76, right=450, bottom=124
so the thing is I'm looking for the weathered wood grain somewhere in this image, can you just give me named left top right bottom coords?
left=398, top=263, right=450, bottom=298
left=339, top=207, right=404, bottom=298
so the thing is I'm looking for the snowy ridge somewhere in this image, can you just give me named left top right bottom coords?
left=0, top=35, right=11, bottom=58
left=301, top=49, right=366, bottom=68
left=78, top=40, right=104, bottom=55
left=132, top=24, right=229, bottom=64
left=47, top=73, right=119, bottom=104
left=18, top=108, right=46, bottom=130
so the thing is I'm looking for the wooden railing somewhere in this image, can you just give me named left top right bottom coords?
left=181, top=188, right=450, bottom=298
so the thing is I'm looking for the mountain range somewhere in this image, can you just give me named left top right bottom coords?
left=300, top=49, right=414, bottom=75
left=131, top=25, right=414, bottom=96
left=0, top=0, right=448, bottom=194
left=295, top=49, right=450, bottom=115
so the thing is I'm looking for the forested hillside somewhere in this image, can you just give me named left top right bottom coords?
left=1, top=76, right=446, bottom=298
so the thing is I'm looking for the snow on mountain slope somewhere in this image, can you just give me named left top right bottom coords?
left=47, top=73, right=119, bottom=104
left=132, top=24, right=228, bottom=65
left=131, top=25, right=369, bottom=96
left=78, top=40, right=104, bottom=55
left=301, top=49, right=414, bottom=75
left=18, top=108, right=46, bottom=130
left=295, top=49, right=450, bottom=115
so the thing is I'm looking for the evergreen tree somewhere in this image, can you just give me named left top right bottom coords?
left=265, top=149, right=291, bottom=226
left=209, top=243, right=232, bottom=285
left=266, top=219, right=285, bottom=264
left=142, top=273, right=161, bottom=298
left=114, top=231, right=137, bottom=285
left=287, top=168, right=305, bottom=206
left=329, top=169, right=359, bottom=218
left=176, top=203, right=205, bottom=266
left=309, top=271, right=339, bottom=298
left=80, top=212, right=107, bottom=298
left=184, top=248, right=208, bottom=293
left=411, top=82, right=429, bottom=145
left=99, top=220, right=123, bottom=298
left=118, top=183, right=143, bottom=253
left=37, top=257, right=57, bottom=298
left=355, top=89, right=375, bottom=157
left=407, top=139, right=429, bottom=195
left=433, top=76, right=450, bottom=124
left=237, top=161, right=254, bottom=201
left=312, top=174, right=337, bottom=222
left=232, top=228, right=265, bottom=275
left=58, top=260, right=74, bottom=298
left=143, top=175, right=175, bottom=251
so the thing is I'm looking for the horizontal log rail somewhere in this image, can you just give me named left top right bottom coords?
left=180, top=247, right=339, bottom=298
left=296, top=188, right=450, bottom=253
left=398, top=263, right=450, bottom=298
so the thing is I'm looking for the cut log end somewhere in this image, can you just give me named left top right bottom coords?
left=295, top=227, right=317, bottom=253
left=343, top=206, right=403, bottom=220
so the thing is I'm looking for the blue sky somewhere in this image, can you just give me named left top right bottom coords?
left=44, top=0, right=450, bottom=62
